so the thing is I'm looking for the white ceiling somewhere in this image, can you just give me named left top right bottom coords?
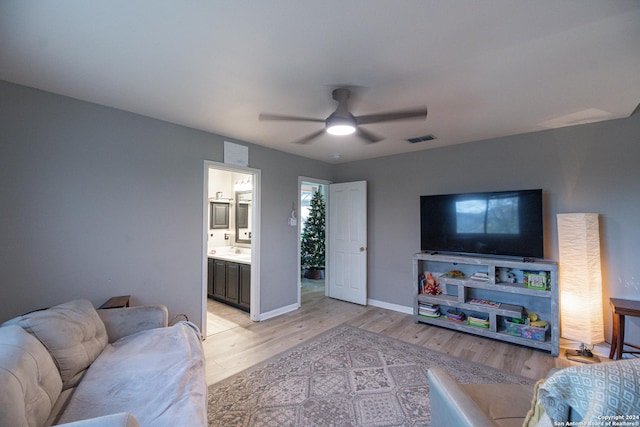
left=1, top=1, right=639, bottom=164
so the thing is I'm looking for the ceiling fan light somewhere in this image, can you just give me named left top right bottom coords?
left=326, top=115, right=356, bottom=136
left=327, top=124, right=356, bottom=136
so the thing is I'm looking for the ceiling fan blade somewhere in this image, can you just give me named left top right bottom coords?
left=293, top=128, right=326, bottom=145
left=355, top=107, right=428, bottom=125
left=355, top=127, right=384, bottom=144
left=259, top=113, right=325, bottom=123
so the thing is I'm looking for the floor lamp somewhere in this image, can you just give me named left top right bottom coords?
left=557, top=213, right=604, bottom=363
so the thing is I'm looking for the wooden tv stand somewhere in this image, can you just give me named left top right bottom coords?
left=413, top=253, right=559, bottom=356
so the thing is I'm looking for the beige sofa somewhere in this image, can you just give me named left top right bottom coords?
left=0, top=299, right=207, bottom=427
left=428, top=368, right=535, bottom=427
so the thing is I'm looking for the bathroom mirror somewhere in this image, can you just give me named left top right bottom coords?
left=235, top=191, right=252, bottom=244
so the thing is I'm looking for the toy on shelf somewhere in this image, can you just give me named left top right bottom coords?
left=442, top=270, right=466, bottom=279
left=496, top=267, right=517, bottom=283
left=419, top=272, right=441, bottom=295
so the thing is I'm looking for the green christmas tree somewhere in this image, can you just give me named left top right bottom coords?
left=301, top=190, right=326, bottom=271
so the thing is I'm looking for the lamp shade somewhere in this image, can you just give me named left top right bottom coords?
left=557, top=213, right=604, bottom=345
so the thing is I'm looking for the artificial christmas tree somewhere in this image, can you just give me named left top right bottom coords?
left=301, top=190, right=326, bottom=279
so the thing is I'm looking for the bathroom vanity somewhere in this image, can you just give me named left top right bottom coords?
left=207, top=248, right=251, bottom=312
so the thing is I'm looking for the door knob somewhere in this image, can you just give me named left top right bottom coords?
left=360, top=247, right=365, bottom=252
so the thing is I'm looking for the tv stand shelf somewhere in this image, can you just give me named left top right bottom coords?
left=417, top=294, right=523, bottom=318
left=413, top=252, right=559, bottom=356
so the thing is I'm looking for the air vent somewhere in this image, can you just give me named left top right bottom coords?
left=407, top=134, right=435, bottom=144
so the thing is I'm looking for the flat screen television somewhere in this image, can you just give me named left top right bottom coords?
left=420, top=189, right=544, bottom=259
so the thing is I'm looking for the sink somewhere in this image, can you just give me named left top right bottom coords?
left=208, top=247, right=251, bottom=264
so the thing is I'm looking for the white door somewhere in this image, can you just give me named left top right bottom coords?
left=327, top=181, right=367, bottom=305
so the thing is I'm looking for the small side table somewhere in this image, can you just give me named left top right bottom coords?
left=99, top=295, right=131, bottom=309
left=609, top=298, right=640, bottom=360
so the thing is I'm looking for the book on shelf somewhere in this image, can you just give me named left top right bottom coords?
left=418, top=302, right=440, bottom=317
left=419, top=311, right=440, bottom=318
left=469, top=298, right=501, bottom=308
left=467, top=313, right=490, bottom=328
left=444, top=310, right=465, bottom=322
left=470, top=272, right=489, bottom=281
left=467, top=318, right=490, bottom=328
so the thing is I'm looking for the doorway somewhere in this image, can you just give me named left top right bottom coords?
left=326, top=181, right=368, bottom=305
left=202, top=161, right=261, bottom=338
left=298, top=177, right=330, bottom=307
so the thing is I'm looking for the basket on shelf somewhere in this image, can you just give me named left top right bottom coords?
left=504, top=318, right=548, bottom=341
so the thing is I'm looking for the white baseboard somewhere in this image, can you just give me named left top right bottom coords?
left=368, top=299, right=413, bottom=315
left=257, top=302, right=299, bottom=321
left=256, top=299, right=412, bottom=322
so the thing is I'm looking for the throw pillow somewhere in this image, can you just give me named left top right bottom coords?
left=3, top=299, right=108, bottom=389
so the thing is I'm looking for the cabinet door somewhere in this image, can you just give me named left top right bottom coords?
left=210, top=202, right=229, bottom=229
left=207, top=259, right=214, bottom=297
left=226, top=262, right=240, bottom=304
left=213, top=259, right=227, bottom=300
left=239, top=264, right=251, bottom=310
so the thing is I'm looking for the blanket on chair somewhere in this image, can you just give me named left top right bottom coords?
left=538, top=358, right=640, bottom=423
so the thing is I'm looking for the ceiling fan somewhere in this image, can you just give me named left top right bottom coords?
left=259, top=88, right=427, bottom=145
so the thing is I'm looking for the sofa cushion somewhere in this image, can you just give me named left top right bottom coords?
left=57, top=322, right=206, bottom=427
left=98, top=305, right=169, bottom=343
left=3, top=299, right=108, bottom=389
left=0, top=325, right=63, bottom=427
left=460, top=382, right=534, bottom=427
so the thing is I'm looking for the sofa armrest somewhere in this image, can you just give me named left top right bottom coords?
left=427, top=368, right=501, bottom=427
left=56, top=412, right=139, bottom=427
left=98, top=305, right=168, bottom=343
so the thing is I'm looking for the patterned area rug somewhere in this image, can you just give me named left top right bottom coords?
left=207, top=325, right=534, bottom=426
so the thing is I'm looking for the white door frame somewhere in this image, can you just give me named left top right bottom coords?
left=202, top=161, right=262, bottom=336
left=297, top=176, right=331, bottom=308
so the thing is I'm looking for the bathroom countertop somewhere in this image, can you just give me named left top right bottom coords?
left=207, top=249, right=251, bottom=265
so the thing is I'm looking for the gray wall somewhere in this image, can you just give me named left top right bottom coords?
left=0, top=81, right=332, bottom=325
left=2, top=79, right=639, bottom=347
left=334, top=114, right=640, bottom=343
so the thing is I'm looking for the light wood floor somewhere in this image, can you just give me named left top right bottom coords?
left=204, top=280, right=586, bottom=386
